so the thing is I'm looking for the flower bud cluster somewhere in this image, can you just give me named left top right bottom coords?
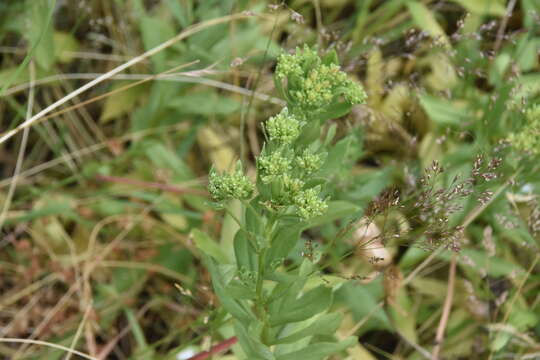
left=508, top=105, right=540, bottom=155
left=265, top=107, right=301, bottom=144
left=293, top=187, right=328, bottom=219
left=208, top=165, right=254, bottom=202
left=296, top=149, right=323, bottom=174
left=257, top=151, right=292, bottom=184
left=276, top=45, right=367, bottom=111
left=208, top=47, right=366, bottom=220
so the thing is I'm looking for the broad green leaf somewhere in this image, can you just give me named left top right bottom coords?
left=489, top=53, right=511, bottom=85
left=53, top=31, right=79, bottom=63
left=347, top=168, right=392, bottom=206
left=266, top=220, right=302, bottom=265
left=205, top=256, right=254, bottom=323
left=335, top=281, right=391, bottom=331
left=271, top=285, right=333, bottom=326
left=315, top=102, right=352, bottom=123
left=449, top=0, right=506, bottom=16
left=225, top=280, right=256, bottom=300
left=164, top=0, right=192, bottom=28
left=268, top=261, right=313, bottom=315
left=273, top=313, right=343, bottom=345
left=407, top=1, right=450, bottom=48
left=419, top=94, right=469, bottom=126
left=192, top=229, right=229, bottom=264
left=220, top=200, right=242, bottom=262
left=319, top=133, right=362, bottom=177
left=100, top=82, right=148, bottom=123
left=0, top=1, right=55, bottom=95
left=139, top=15, right=176, bottom=71
left=276, top=337, right=357, bottom=360
left=399, top=246, right=428, bottom=269
left=144, top=142, right=195, bottom=181
left=515, top=36, right=539, bottom=72
left=29, top=0, right=56, bottom=70
left=234, top=321, right=275, bottom=360
left=169, top=92, right=241, bottom=116
left=234, top=229, right=257, bottom=272
left=245, top=199, right=262, bottom=235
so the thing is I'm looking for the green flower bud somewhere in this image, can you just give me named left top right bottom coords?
left=257, top=151, right=291, bottom=184
left=275, top=45, right=319, bottom=80
left=293, top=187, right=328, bottom=219
left=283, top=174, right=304, bottom=195
left=208, top=166, right=254, bottom=201
left=275, top=46, right=367, bottom=111
left=266, top=108, right=301, bottom=144
left=296, top=149, right=323, bottom=174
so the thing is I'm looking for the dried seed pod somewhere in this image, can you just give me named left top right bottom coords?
left=353, top=219, right=392, bottom=270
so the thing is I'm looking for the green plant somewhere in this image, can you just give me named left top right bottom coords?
left=204, top=46, right=367, bottom=359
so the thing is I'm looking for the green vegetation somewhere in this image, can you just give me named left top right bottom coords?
left=0, top=1, right=539, bottom=359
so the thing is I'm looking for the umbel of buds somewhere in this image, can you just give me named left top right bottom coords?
left=508, top=104, right=540, bottom=155
left=209, top=46, right=366, bottom=220
left=208, top=162, right=253, bottom=201
left=275, top=45, right=367, bottom=112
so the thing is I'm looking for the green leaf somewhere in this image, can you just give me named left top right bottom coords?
left=205, top=256, right=254, bottom=323
left=267, top=260, right=313, bottom=312
left=322, top=50, right=339, bottom=66
left=266, top=221, right=302, bottom=265
left=100, top=82, right=149, bottom=123
left=315, top=102, right=352, bottom=123
left=234, top=229, right=257, bottom=272
left=273, top=313, right=343, bottom=345
left=270, top=285, right=333, bottom=326
left=449, top=0, right=506, bottom=16
left=406, top=1, right=450, bottom=48
left=234, top=321, right=275, bottom=360
left=144, top=142, right=195, bottom=181
left=139, top=15, right=176, bottom=72
left=319, top=133, right=361, bottom=177
left=419, top=94, right=469, bottom=126
left=169, top=92, right=241, bottom=115
left=335, top=281, right=392, bottom=331
left=192, top=229, right=230, bottom=264
left=225, top=280, right=256, bottom=300
left=276, top=337, right=357, bottom=360
left=164, top=0, right=192, bottom=28
left=245, top=198, right=264, bottom=236
left=29, top=0, right=56, bottom=70
left=53, top=31, right=79, bottom=63
left=515, top=36, right=539, bottom=72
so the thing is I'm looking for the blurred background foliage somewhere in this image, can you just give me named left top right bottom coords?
left=0, top=0, right=539, bottom=359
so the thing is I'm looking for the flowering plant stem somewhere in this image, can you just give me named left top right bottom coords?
left=202, top=46, right=367, bottom=359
